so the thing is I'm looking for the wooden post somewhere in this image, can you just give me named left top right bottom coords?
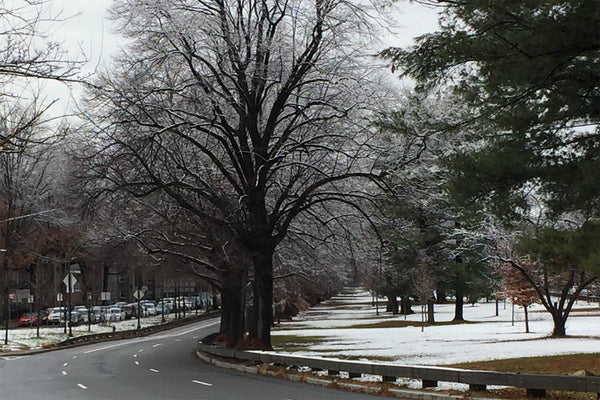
left=422, top=380, right=437, bottom=388
left=526, top=388, right=546, bottom=398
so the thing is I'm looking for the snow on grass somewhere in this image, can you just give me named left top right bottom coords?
left=272, top=287, right=600, bottom=366
left=0, top=313, right=181, bottom=352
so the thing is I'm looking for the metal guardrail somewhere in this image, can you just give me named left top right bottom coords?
left=197, top=343, right=600, bottom=397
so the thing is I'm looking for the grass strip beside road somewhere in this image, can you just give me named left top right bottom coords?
left=343, top=319, right=478, bottom=329
left=271, top=335, right=328, bottom=351
left=446, top=353, right=600, bottom=375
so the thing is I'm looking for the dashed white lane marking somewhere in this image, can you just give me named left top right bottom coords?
left=61, top=371, right=67, bottom=376
left=73, top=356, right=78, bottom=359
left=63, top=362, right=68, bottom=367
left=135, top=361, right=140, bottom=365
left=133, top=354, right=138, bottom=358
left=77, top=384, right=87, bottom=390
left=138, top=349, right=144, bottom=353
left=149, top=368, right=159, bottom=373
left=193, top=336, right=198, bottom=339
left=175, top=339, right=182, bottom=342
left=152, top=343, right=162, bottom=348
left=192, top=380, right=213, bottom=386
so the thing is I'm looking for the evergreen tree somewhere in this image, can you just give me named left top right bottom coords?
left=383, top=0, right=600, bottom=219
left=382, top=0, right=599, bottom=334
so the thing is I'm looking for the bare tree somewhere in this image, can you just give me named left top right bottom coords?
left=0, top=0, right=83, bottom=151
left=80, top=0, right=394, bottom=348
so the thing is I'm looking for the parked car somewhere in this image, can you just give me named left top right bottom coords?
left=119, top=304, right=134, bottom=319
left=73, top=306, right=87, bottom=322
left=47, top=307, right=67, bottom=325
left=68, top=311, right=81, bottom=325
left=91, top=306, right=108, bottom=323
left=41, top=308, right=52, bottom=324
left=106, top=307, right=122, bottom=322
left=155, top=303, right=172, bottom=315
left=141, top=303, right=156, bottom=316
left=18, top=313, right=39, bottom=327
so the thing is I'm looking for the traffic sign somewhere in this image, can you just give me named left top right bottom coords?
left=133, top=290, right=144, bottom=300
left=63, top=273, right=77, bottom=293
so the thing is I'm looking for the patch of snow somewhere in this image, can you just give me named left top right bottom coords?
left=272, top=289, right=600, bottom=366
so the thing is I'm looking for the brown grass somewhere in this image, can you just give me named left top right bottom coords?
left=446, top=353, right=600, bottom=375
left=343, top=319, right=478, bottom=329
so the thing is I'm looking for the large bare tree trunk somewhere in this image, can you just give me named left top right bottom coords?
left=250, top=250, right=274, bottom=350
left=220, top=268, right=246, bottom=347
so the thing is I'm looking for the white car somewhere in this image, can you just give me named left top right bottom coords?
left=47, top=307, right=66, bottom=325
left=107, top=307, right=123, bottom=322
left=141, top=303, right=156, bottom=316
left=74, top=306, right=89, bottom=322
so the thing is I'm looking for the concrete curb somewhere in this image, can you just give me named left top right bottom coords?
left=195, top=348, right=498, bottom=400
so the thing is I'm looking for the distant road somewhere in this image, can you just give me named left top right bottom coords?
left=0, top=318, right=380, bottom=399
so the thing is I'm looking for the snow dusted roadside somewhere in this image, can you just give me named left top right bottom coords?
left=271, top=287, right=600, bottom=366
left=0, top=313, right=182, bottom=353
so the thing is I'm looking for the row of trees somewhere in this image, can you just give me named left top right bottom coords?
left=1, top=0, right=598, bottom=348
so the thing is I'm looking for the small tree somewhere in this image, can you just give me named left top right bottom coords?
left=499, top=260, right=538, bottom=333
left=500, top=221, right=600, bottom=336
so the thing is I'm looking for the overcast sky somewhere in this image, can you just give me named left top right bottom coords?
left=43, top=0, right=440, bottom=115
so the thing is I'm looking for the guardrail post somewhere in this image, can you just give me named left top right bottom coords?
left=469, top=384, right=486, bottom=391
left=422, top=379, right=437, bottom=388
left=526, top=388, right=546, bottom=398
left=348, top=372, right=361, bottom=379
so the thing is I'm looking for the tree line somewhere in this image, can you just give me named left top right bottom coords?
left=0, top=0, right=598, bottom=348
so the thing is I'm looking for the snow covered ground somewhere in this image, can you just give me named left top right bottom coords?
left=0, top=313, right=183, bottom=353
left=271, top=288, right=600, bottom=366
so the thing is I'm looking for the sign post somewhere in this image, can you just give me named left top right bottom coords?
left=133, top=289, right=144, bottom=330
left=63, top=273, right=77, bottom=337
left=28, top=295, right=34, bottom=328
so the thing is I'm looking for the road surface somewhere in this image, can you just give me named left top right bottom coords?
left=0, top=318, right=382, bottom=399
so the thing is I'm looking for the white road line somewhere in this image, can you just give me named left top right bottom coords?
left=72, top=356, right=78, bottom=359
left=61, top=371, right=67, bottom=376
left=135, top=361, right=140, bottom=365
left=1, top=356, right=22, bottom=361
left=84, top=342, right=130, bottom=354
left=193, top=336, right=198, bottom=339
left=174, top=321, right=219, bottom=337
left=175, top=339, right=182, bottom=342
left=192, top=380, right=213, bottom=387
left=133, top=354, right=138, bottom=358
left=63, top=362, right=68, bottom=367
left=138, top=349, right=144, bottom=353
left=149, top=368, right=159, bottom=373
left=152, top=343, right=162, bottom=348
left=77, top=384, right=87, bottom=390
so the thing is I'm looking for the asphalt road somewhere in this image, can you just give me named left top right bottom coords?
left=0, top=318, right=382, bottom=399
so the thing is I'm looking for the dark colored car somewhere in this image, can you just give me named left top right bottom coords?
left=18, top=313, right=39, bottom=327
